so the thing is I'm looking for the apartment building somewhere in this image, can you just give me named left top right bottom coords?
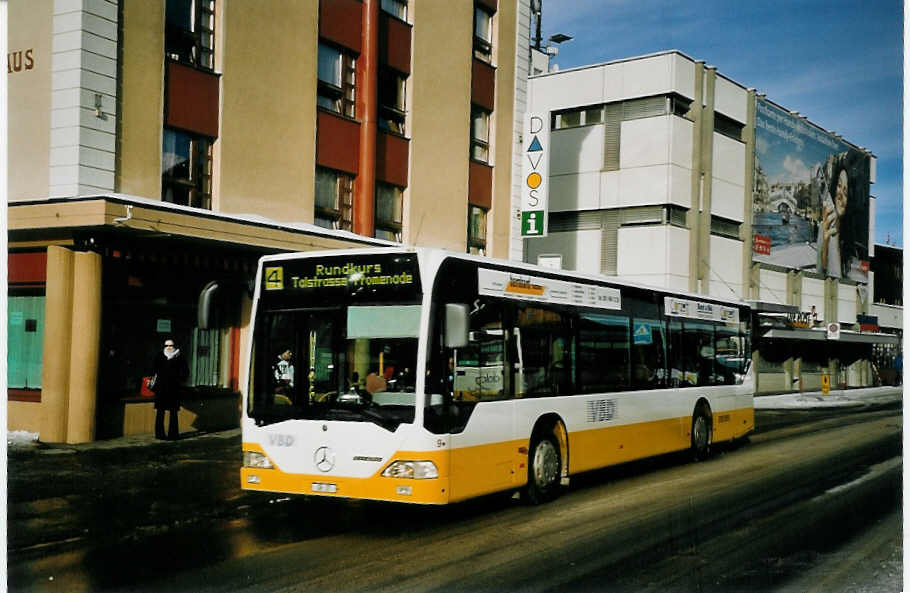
left=522, top=51, right=898, bottom=393
left=7, top=0, right=530, bottom=441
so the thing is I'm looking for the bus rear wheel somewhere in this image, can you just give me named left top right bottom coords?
left=691, top=408, right=712, bottom=460
left=525, top=433, right=562, bottom=504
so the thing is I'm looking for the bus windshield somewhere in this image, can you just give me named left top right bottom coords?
left=250, top=304, right=420, bottom=430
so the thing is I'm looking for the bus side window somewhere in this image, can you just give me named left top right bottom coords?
left=513, top=306, right=574, bottom=398
left=715, top=322, right=739, bottom=385
left=578, top=313, right=629, bottom=394
left=631, top=318, right=667, bottom=389
left=667, top=319, right=685, bottom=387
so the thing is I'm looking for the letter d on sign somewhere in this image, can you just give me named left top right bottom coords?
left=530, top=116, right=543, bottom=134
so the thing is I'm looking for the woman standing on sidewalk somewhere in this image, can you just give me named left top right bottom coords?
left=151, top=338, right=189, bottom=440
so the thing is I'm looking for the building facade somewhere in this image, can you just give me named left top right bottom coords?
left=522, top=51, right=898, bottom=393
left=7, top=0, right=530, bottom=441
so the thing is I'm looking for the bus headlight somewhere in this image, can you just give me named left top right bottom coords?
left=243, top=451, right=274, bottom=469
left=382, top=460, right=438, bottom=479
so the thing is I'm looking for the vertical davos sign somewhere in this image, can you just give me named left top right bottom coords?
left=521, top=112, right=550, bottom=237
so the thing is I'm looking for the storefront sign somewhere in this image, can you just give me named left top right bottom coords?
left=786, top=311, right=816, bottom=329
left=479, top=268, right=621, bottom=311
left=826, top=322, right=840, bottom=340
left=7, top=49, right=35, bottom=73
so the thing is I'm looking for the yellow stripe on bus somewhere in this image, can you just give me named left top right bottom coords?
left=241, top=407, right=754, bottom=504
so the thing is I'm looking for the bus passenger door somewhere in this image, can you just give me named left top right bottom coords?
left=447, top=298, right=517, bottom=501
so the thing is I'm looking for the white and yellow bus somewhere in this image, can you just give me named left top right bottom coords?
left=242, top=247, right=754, bottom=504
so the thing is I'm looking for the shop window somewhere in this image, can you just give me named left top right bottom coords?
left=165, top=0, right=215, bottom=70
left=378, top=67, right=407, bottom=134
left=473, top=6, right=493, bottom=62
left=8, top=295, right=45, bottom=390
left=315, top=167, right=354, bottom=231
left=380, top=0, right=407, bottom=21
left=375, top=182, right=403, bottom=242
left=317, top=43, right=356, bottom=118
left=470, top=105, right=490, bottom=163
left=162, top=128, right=212, bottom=209
left=515, top=306, right=575, bottom=397
left=579, top=313, right=630, bottom=392
left=467, top=205, right=488, bottom=255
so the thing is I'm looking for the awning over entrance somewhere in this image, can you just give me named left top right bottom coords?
left=762, top=327, right=899, bottom=345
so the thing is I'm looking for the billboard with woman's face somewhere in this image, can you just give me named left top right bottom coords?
left=752, top=99, right=871, bottom=282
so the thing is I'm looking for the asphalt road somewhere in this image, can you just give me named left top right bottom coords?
left=8, top=406, right=902, bottom=593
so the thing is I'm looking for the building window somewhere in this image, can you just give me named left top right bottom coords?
left=710, top=215, right=741, bottom=238
left=165, top=0, right=215, bottom=70
left=671, top=94, right=692, bottom=119
left=714, top=112, right=745, bottom=142
left=378, top=67, right=407, bottom=134
left=667, top=205, right=689, bottom=227
left=162, top=128, right=212, bottom=209
left=470, top=106, right=490, bottom=163
left=380, top=0, right=407, bottom=21
left=467, top=205, right=488, bottom=254
left=314, top=167, right=354, bottom=231
left=552, top=105, right=603, bottom=129
left=473, top=6, right=493, bottom=61
left=375, top=182, right=403, bottom=242
left=317, top=43, right=356, bottom=118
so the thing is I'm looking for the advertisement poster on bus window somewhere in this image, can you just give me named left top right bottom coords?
left=752, top=98, right=870, bottom=282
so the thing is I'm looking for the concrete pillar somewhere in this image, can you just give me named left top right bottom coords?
left=742, top=89, right=757, bottom=298
left=697, top=67, right=717, bottom=294
left=354, top=0, right=379, bottom=237
left=39, top=246, right=75, bottom=443
left=687, top=61, right=705, bottom=294
left=66, top=251, right=103, bottom=443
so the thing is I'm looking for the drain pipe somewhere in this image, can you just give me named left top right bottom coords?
left=113, top=204, right=133, bottom=224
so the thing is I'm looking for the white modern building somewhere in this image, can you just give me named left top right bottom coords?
left=521, top=50, right=898, bottom=393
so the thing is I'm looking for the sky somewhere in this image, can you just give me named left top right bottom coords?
left=538, top=0, right=903, bottom=247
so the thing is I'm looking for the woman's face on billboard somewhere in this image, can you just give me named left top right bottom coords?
left=834, top=169, right=849, bottom=216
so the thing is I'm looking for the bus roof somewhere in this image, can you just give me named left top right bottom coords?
left=257, top=246, right=751, bottom=309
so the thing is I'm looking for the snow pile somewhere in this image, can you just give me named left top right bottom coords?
left=7, top=430, right=40, bottom=447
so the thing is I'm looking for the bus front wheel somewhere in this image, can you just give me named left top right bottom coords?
left=525, top=433, right=562, bottom=504
left=691, top=407, right=712, bottom=460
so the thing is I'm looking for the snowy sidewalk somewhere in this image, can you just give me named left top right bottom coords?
left=754, top=385, right=903, bottom=410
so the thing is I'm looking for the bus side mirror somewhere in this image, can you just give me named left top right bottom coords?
left=445, top=304, right=470, bottom=348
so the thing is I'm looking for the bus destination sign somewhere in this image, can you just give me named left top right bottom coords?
left=261, top=253, right=421, bottom=304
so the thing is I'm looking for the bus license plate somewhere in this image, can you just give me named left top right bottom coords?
left=312, top=482, right=338, bottom=493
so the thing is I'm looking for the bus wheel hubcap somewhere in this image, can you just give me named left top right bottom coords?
left=534, top=440, right=558, bottom=488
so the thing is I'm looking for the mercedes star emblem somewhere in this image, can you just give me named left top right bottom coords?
left=314, top=446, right=335, bottom=472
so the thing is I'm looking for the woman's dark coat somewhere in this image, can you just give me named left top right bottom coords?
left=152, top=351, right=189, bottom=410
